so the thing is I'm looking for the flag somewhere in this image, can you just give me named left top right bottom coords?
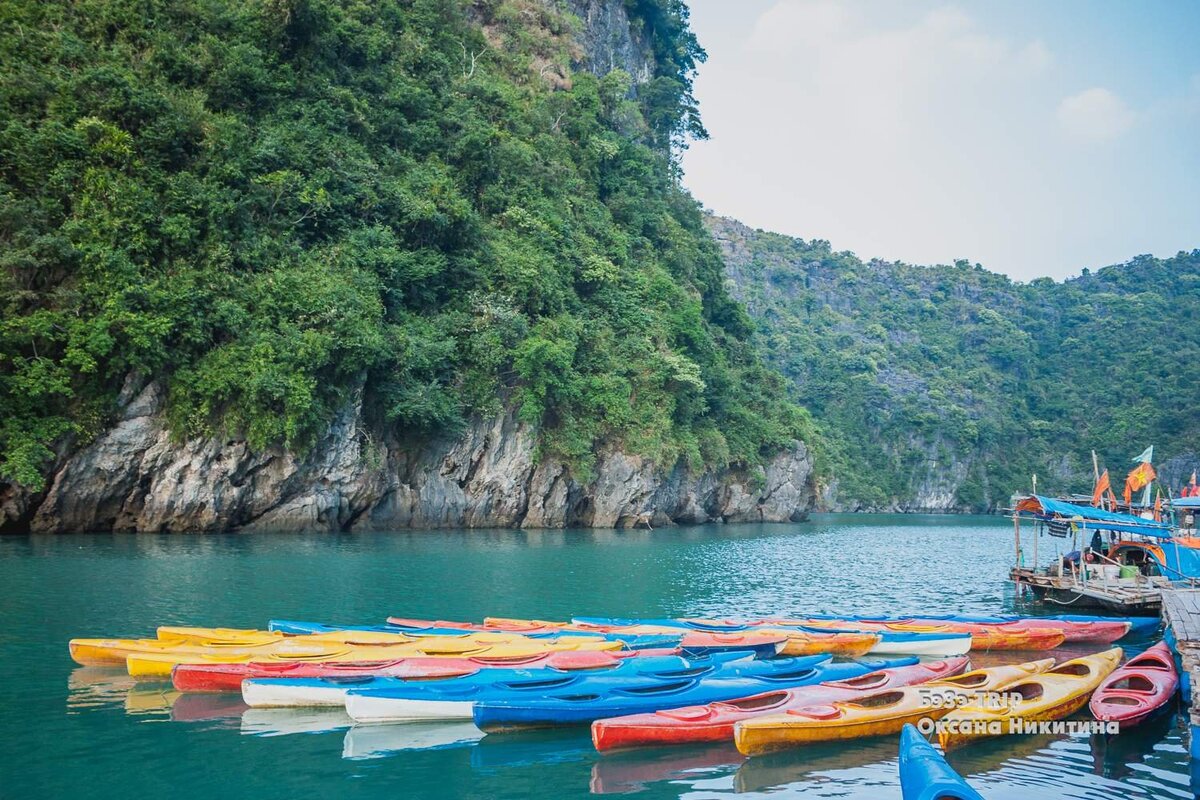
left=1131, top=446, right=1154, bottom=463
left=1091, top=470, right=1110, bottom=508
left=1154, top=490, right=1163, bottom=522
left=1189, top=471, right=1198, bottom=497
left=1124, top=461, right=1156, bottom=504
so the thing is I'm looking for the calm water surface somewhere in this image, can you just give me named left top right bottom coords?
left=0, top=514, right=1193, bottom=799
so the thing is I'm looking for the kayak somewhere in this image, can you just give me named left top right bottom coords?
left=898, top=723, right=984, bottom=800
left=938, top=648, right=1123, bottom=751
left=477, top=617, right=872, bottom=658
left=1089, top=641, right=1177, bottom=727
left=267, top=620, right=680, bottom=650
left=773, top=619, right=1065, bottom=651
left=566, top=617, right=966, bottom=657
left=469, top=657, right=915, bottom=732
left=240, top=651, right=759, bottom=708
left=733, top=658, right=1056, bottom=755
left=119, top=637, right=627, bottom=679
left=591, top=656, right=961, bottom=751
left=173, top=649, right=681, bottom=693
left=848, top=614, right=1136, bottom=643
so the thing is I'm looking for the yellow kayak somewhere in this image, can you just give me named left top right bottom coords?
left=70, top=631, right=621, bottom=672
left=154, top=626, right=540, bottom=646
left=937, top=647, right=1122, bottom=751
left=734, top=658, right=1056, bottom=755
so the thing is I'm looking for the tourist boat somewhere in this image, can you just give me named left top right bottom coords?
left=467, top=657, right=917, bottom=732
left=938, top=648, right=1123, bottom=751
left=478, top=617, right=878, bottom=658
left=1009, top=494, right=1200, bottom=613
left=242, top=652, right=825, bottom=710
left=732, top=658, right=1056, bottom=755
left=172, top=649, right=680, bottom=693
left=1089, top=642, right=1177, bottom=726
left=590, top=656, right=961, bottom=751
left=567, top=617, right=967, bottom=657
left=898, top=724, right=985, bottom=800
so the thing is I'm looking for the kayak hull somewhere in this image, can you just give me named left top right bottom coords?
left=734, top=658, right=1057, bottom=755
left=898, top=724, right=985, bottom=800
left=1089, top=641, right=1178, bottom=727
left=938, top=648, right=1122, bottom=751
left=591, top=657, right=968, bottom=751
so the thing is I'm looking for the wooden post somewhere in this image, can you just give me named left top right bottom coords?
left=1032, top=519, right=1038, bottom=571
left=1013, top=515, right=1021, bottom=566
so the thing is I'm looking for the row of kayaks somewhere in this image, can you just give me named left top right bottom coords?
left=67, top=611, right=1146, bottom=680
left=897, top=641, right=1178, bottom=799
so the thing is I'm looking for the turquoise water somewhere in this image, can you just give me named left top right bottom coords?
left=0, top=514, right=1193, bottom=799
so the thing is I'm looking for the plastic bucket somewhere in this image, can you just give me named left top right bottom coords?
left=1119, top=565, right=1137, bottom=579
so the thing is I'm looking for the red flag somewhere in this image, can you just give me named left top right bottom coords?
left=1124, top=462, right=1156, bottom=503
left=1091, top=470, right=1110, bottom=508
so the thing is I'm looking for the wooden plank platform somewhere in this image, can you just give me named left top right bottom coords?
left=1164, top=589, right=1200, bottom=641
left=1161, top=588, right=1200, bottom=726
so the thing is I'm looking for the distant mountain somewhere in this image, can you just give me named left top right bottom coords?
left=710, top=215, right=1200, bottom=511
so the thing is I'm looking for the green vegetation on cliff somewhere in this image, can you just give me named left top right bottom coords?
left=714, top=217, right=1200, bottom=509
left=0, top=0, right=811, bottom=490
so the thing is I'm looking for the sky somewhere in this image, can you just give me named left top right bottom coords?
left=681, top=0, right=1200, bottom=280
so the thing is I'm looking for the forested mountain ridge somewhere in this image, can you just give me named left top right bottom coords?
left=711, top=215, right=1200, bottom=512
left=0, top=0, right=816, bottom=532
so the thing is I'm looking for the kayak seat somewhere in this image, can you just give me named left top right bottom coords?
left=826, top=673, right=889, bottom=690
left=498, top=677, right=575, bottom=691
left=844, top=690, right=905, bottom=709
left=320, top=676, right=376, bottom=685
left=1008, top=682, right=1045, bottom=701
left=614, top=680, right=695, bottom=696
left=1095, top=695, right=1145, bottom=707
left=759, top=668, right=819, bottom=683
left=1047, top=663, right=1092, bottom=677
left=718, top=691, right=788, bottom=711
left=1103, top=676, right=1157, bottom=693
left=655, top=706, right=713, bottom=721
left=785, top=704, right=840, bottom=720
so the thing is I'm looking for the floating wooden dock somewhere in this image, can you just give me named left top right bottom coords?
left=1160, top=587, right=1200, bottom=796
left=1010, top=566, right=1164, bottom=613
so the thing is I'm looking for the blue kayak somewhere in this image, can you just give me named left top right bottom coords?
left=469, top=657, right=916, bottom=731
left=267, top=619, right=681, bottom=651
left=241, top=650, right=763, bottom=708
left=899, top=724, right=984, bottom=800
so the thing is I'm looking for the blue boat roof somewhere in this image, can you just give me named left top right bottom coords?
left=1171, top=496, right=1200, bottom=509
left=1015, top=495, right=1174, bottom=538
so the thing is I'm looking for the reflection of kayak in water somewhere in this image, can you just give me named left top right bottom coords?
left=734, top=737, right=897, bottom=793
left=589, top=743, right=743, bottom=795
left=1089, top=708, right=1177, bottom=780
left=124, top=685, right=180, bottom=715
left=170, top=694, right=249, bottom=723
left=468, top=730, right=595, bottom=772
left=342, top=722, right=484, bottom=759
left=67, top=667, right=138, bottom=710
left=240, top=707, right=352, bottom=737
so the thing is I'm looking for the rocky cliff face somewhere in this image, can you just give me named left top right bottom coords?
left=6, top=380, right=813, bottom=533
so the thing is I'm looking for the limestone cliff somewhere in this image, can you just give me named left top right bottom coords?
left=8, top=380, right=812, bottom=533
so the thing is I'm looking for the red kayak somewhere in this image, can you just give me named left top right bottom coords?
left=1089, top=641, right=1178, bottom=727
left=590, top=656, right=970, bottom=751
left=172, top=649, right=675, bottom=693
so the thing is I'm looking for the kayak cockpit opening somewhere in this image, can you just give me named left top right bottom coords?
left=1104, top=676, right=1157, bottom=693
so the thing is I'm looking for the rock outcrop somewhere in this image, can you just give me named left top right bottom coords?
left=14, top=381, right=814, bottom=533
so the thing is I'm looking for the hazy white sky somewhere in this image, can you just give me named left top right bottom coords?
left=682, top=0, right=1200, bottom=280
